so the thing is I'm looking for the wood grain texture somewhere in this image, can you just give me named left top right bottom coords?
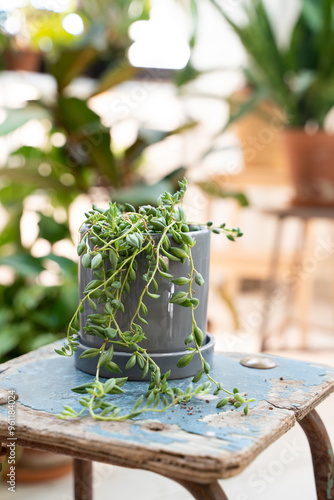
left=0, top=342, right=332, bottom=484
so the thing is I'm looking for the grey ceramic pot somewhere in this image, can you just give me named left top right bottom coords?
left=75, top=227, right=215, bottom=380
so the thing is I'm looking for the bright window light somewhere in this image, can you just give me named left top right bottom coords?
left=128, top=41, right=190, bottom=70
left=0, top=0, right=27, bottom=12
left=31, top=0, right=71, bottom=13
left=128, top=0, right=191, bottom=70
left=62, top=13, right=84, bottom=36
left=129, top=20, right=148, bottom=41
left=4, top=17, right=22, bottom=35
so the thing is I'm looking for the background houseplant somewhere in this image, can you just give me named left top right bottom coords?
left=0, top=0, right=197, bottom=363
left=0, top=0, right=250, bottom=365
left=210, top=0, right=334, bottom=205
left=0, top=0, right=151, bottom=71
left=57, top=179, right=255, bottom=420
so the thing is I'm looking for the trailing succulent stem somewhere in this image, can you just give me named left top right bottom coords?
left=56, top=178, right=255, bottom=420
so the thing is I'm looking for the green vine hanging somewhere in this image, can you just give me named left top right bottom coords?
left=56, top=178, right=255, bottom=420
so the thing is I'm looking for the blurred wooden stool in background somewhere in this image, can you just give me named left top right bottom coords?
left=259, top=206, right=334, bottom=351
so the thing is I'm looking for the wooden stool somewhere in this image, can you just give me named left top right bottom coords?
left=259, top=206, right=334, bottom=351
left=0, top=342, right=333, bottom=499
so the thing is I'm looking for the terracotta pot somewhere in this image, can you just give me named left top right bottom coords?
left=283, top=129, right=334, bottom=205
left=4, top=48, right=42, bottom=72
left=2, top=448, right=72, bottom=483
left=231, top=89, right=288, bottom=171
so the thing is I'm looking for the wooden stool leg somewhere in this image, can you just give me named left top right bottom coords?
left=0, top=445, right=8, bottom=472
left=299, top=409, right=334, bottom=500
left=73, top=459, right=93, bottom=500
left=294, top=219, right=311, bottom=349
left=259, top=216, right=284, bottom=351
left=174, top=479, right=229, bottom=500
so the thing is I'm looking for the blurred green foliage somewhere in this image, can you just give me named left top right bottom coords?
left=0, top=0, right=151, bottom=57
left=0, top=161, right=78, bottom=359
left=0, top=1, right=248, bottom=361
left=0, top=0, right=193, bottom=361
left=0, top=256, right=78, bottom=361
left=210, top=0, right=334, bottom=128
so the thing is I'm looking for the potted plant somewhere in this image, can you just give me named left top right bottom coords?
left=56, top=179, right=255, bottom=420
left=228, top=87, right=288, bottom=173
left=210, top=0, right=334, bottom=205
left=0, top=4, right=87, bottom=72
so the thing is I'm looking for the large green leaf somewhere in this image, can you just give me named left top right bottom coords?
left=189, top=0, right=199, bottom=48
left=302, top=0, right=326, bottom=33
left=196, top=181, right=249, bottom=207
left=305, top=75, right=334, bottom=126
left=57, top=96, right=100, bottom=132
left=0, top=323, right=32, bottom=358
left=0, top=180, right=33, bottom=208
left=0, top=214, right=23, bottom=248
left=175, top=62, right=202, bottom=87
left=0, top=253, right=45, bottom=277
left=91, top=63, right=139, bottom=97
left=50, top=46, right=98, bottom=93
left=37, top=213, right=70, bottom=244
left=57, top=97, right=120, bottom=185
left=0, top=167, right=74, bottom=192
left=44, top=254, right=77, bottom=277
left=112, top=180, right=173, bottom=206
left=0, top=106, right=50, bottom=136
left=224, top=88, right=269, bottom=131
left=120, top=125, right=196, bottom=169
left=14, top=285, right=50, bottom=314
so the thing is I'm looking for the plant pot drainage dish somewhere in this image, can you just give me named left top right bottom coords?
left=57, top=179, right=255, bottom=420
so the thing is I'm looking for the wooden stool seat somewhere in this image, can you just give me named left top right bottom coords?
left=0, top=341, right=333, bottom=499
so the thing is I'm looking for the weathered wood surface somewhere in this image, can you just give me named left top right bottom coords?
left=0, top=342, right=333, bottom=483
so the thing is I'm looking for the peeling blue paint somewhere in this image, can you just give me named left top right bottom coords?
left=0, top=345, right=333, bottom=453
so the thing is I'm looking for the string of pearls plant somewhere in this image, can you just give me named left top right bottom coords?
left=56, top=179, right=255, bottom=420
